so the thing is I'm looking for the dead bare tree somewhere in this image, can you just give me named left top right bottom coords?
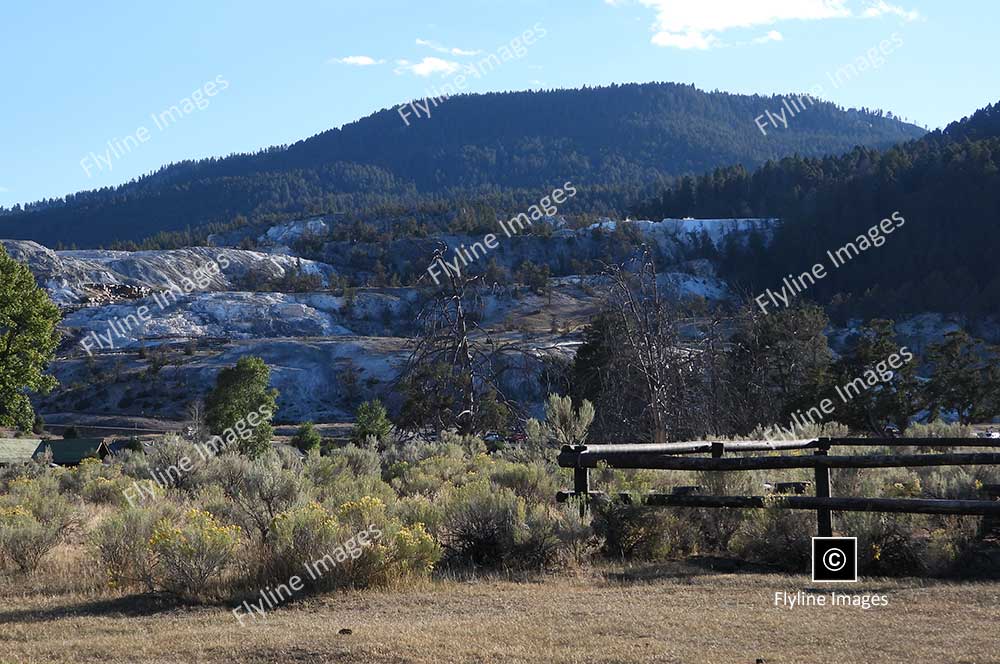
left=396, top=245, right=527, bottom=435
left=595, top=245, right=729, bottom=443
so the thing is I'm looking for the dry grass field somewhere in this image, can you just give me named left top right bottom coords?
left=3, top=562, right=999, bottom=664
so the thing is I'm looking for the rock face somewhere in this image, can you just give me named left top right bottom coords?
left=4, top=217, right=774, bottom=424
left=1, top=240, right=339, bottom=306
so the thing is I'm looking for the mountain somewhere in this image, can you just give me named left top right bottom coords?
left=0, top=82, right=924, bottom=248
left=634, top=101, right=1000, bottom=322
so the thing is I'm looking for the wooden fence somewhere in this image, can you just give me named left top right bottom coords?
left=556, top=438, right=1000, bottom=537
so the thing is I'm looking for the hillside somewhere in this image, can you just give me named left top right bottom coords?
left=0, top=82, right=923, bottom=247
left=634, top=101, right=1000, bottom=321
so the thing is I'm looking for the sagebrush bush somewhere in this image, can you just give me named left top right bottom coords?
left=82, top=471, right=133, bottom=506
left=593, top=499, right=695, bottom=561
left=205, top=452, right=303, bottom=543
left=441, top=480, right=525, bottom=568
left=489, top=460, right=559, bottom=505
left=148, top=509, right=243, bottom=598
left=1, top=475, right=74, bottom=530
left=388, top=441, right=493, bottom=497
left=904, top=421, right=973, bottom=439
left=263, top=501, right=347, bottom=586
left=304, top=448, right=396, bottom=507
left=391, top=494, right=446, bottom=536
left=0, top=505, right=62, bottom=572
left=730, top=507, right=814, bottom=571
left=92, top=503, right=176, bottom=591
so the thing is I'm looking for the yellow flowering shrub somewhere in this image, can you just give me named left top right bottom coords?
left=0, top=505, right=61, bottom=572
left=92, top=503, right=176, bottom=591
left=148, top=509, right=242, bottom=598
left=389, top=522, right=440, bottom=576
left=263, top=502, right=347, bottom=583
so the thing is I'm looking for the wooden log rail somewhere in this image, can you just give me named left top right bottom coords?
left=558, top=450, right=1000, bottom=471
left=555, top=491, right=1000, bottom=516
left=556, top=438, right=1000, bottom=537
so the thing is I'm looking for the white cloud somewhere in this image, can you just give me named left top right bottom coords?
left=330, top=55, right=385, bottom=66
left=862, top=0, right=922, bottom=20
left=394, top=57, right=462, bottom=77
left=615, top=0, right=919, bottom=49
left=753, top=30, right=785, bottom=44
left=416, top=38, right=482, bottom=57
left=0, top=186, right=9, bottom=193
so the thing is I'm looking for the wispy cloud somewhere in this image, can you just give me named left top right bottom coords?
left=753, top=30, right=785, bottom=44
left=610, top=0, right=920, bottom=50
left=329, top=55, right=385, bottom=66
left=394, top=57, right=462, bottom=77
left=415, top=38, right=482, bottom=57
left=862, top=0, right=921, bottom=20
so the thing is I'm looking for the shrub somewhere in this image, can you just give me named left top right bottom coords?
left=592, top=500, right=692, bottom=561
left=392, top=494, right=446, bottom=536
left=1, top=475, right=74, bottom=533
left=149, top=509, right=242, bottom=598
left=730, top=507, right=813, bottom=571
left=388, top=522, right=440, bottom=577
left=489, top=460, right=559, bottom=505
left=388, top=440, right=493, bottom=497
left=553, top=499, right=599, bottom=566
left=336, top=496, right=440, bottom=585
left=92, top=504, right=175, bottom=591
left=0, top=506, right=61, bottom=572
left=905, top=420, right=973, bottom=439
left=540, top=394, right=595, bottom=447
left=82, top=475, right=133, bottom=506
left=838, top=512, right=925, bottom=576
left=442, top=481, right=519, bottom=567
left=205, top=452, right=303, bottom=543
left=291, top=422, right=322, bottom=453
left=143, top=436, right=206, bottom=491
left=263, top=502, right=346, bottom=586
left=303, top=448, right=395, bottom=508
left=352, top=400, right=391, bottom=445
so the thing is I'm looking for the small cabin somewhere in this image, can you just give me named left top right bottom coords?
left=34, top=438, right=112, bottom=466
left=0, top=438, right=43, bottom=467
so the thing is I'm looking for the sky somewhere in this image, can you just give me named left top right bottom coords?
left=1, top=0, right=995, bottom=206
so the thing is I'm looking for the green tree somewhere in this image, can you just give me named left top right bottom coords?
left=352, top=400, right=391, bottom=445
left=205, top=356, right=278, bottom=457
left=0, top=246, right=60, bottom=431
left=728, top=303, right=833, bottom=432
left=832, top=320, right=921, bottom=435
left=925, top=330, right=1000, bottom=425
left=291, top=421, right=322, bottom=453
left=530, top=393, right=595, bottom=448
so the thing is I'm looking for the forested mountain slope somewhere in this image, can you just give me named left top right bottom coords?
left=0, top=82, right=923, bottom=247
left=635, top=101, right=1000, bottom=320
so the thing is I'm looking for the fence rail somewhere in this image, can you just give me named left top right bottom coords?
left=556, top=437, right=1000, bottom=537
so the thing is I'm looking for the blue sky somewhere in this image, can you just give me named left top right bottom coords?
left=1, top=0, right=995, bottom=205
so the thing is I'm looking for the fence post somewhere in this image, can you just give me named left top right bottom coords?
left=814, top=449, right=833, bottom=537
left=574, top=466, right=590, bottom=516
